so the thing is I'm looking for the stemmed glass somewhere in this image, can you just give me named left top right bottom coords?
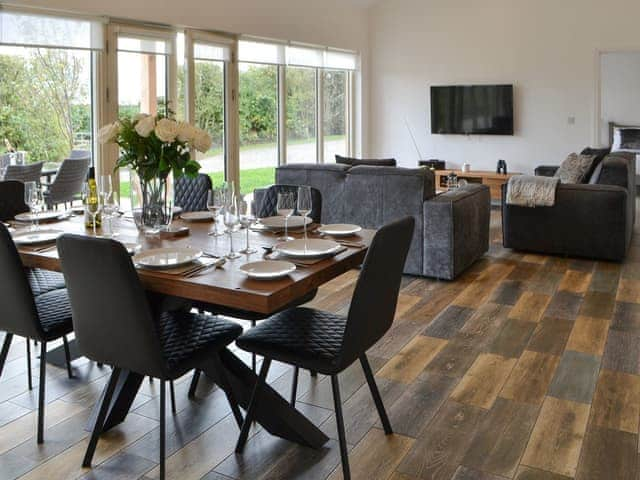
left=85, top=195, right=102, bottom=237
left=99, top=175, right=113, bottom=205
left=238, top=199, right=257, bottom=254
left=207, top=188, right=225, bottom=236
left=24, top=181, right=42, bottom=231
left=223, top=194, right=241, bottom=259
left=102, top=192, right=120, bottom=238
left=276, top=192, right=295, bottom=242
left=297, top=186, right=313, bottom=247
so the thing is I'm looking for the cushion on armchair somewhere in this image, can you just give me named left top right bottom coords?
left=335, top=155, right=397, bottom=167
left=554, top=153, right=596, bottom=184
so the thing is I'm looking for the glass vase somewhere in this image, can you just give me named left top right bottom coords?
left=130, top=172, right=173, bottom=234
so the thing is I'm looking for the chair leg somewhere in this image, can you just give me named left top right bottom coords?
left=37, top=342, right=47, bottom=444
left=62, top=336, right=73, bottom=379
left=188, top=369, right=201, bottom=398
left=26, top=339, right=33, bottom=390
left=160, top=380, right=166, bottom=480
left=251, top=320, right=257, bottom=373
left=331, top=375, right=351, bottom=480
left=211, top=354, right=244, bottom=428
left=235, top=358, right=271, bottom=453
left=0, top=333, right=13, bottom=376
left=169, top=381, right=177, bottom=414
left=83, top=367, right=121, bottom=467
left=360, top=354, right=393, bottom=435
left=290, top=366, right=299, bottom=407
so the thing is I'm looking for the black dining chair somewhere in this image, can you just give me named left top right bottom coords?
left=3, top=162, right=44, bottom=185
left=233, top=216, right=415, bottom=480
left=174, top=173, right=212, bottom=212
left=0, top=180, right=29, bottom=220
left=56, top=234, right=244, bottom=479
left=42, top=158, right=90, bottom=209
left=256, top=184, right=322, bottom=223
left=0, top=224, right=75, bottom=444
left=188, top=183, right=323, bottom=396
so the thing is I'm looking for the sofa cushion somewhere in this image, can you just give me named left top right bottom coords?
left=554, top=153, right=596, bottom=184
left=580, top=147, right=611, bottom=183
left=335, top=155, right=397, bottom=167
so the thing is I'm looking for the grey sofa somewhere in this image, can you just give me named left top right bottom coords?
left=256, top=163, right=491, bottom=279
left=502, top=151, right=636, bottom=261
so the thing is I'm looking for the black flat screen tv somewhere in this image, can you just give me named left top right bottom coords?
left=430, top=84, right=514, bottom=135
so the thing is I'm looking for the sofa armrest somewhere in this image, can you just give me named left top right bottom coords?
left=534, top=165, right=559, bottom=177
left=502, top=183, right=631, bottom=260
left=423, top=184, right=491, bottom=280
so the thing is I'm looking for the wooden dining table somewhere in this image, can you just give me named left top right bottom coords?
left=15, top=213, right=373, bottom=450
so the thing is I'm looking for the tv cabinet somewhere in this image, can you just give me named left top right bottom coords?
left=434, top=170, right=521, bottom=201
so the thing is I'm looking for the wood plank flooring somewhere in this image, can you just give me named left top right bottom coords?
left=1, top=201, right=639, bottom=479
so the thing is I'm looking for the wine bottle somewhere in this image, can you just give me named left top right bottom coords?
left=85, top=167, right=102, bottom=229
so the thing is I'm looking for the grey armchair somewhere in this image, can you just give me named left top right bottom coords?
left=3, top=162, right=43, bottom=184
left=43, top=158, right=90, bottom=209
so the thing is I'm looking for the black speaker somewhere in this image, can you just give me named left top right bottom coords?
left=496, top=159, right=507, bottom=174
left=419, top=159, right=446, bottom=170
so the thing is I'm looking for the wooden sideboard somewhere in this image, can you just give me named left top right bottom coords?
left=433, top=169, right=521, bottom=201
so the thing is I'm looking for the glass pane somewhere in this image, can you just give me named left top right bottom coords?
left=117, top=49, right=168, bottom=199
left=286, top=66, right=316, bottom=164
left=0, top=45, right=93, bottom=164
left=323, top=70, right=348, bottom=163
left=238, top=62, right=278, bottom=198
left=194, top=59, right=225, bottom=187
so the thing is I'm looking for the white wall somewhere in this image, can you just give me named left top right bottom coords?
left=367, top=0, right=640, bottom=174
left=8, top=0, right=370, bottom=153
left=600, top=51, right=640, bottom=143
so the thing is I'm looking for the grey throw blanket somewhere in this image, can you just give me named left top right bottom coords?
left=506, top=175, right=560, bottom=207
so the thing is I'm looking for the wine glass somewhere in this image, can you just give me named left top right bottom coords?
left=297, top=186, right=313, bottom=246
left=85, top=195, right=102, bottom=237
left=276, top=192, right=295, bottom=242
left=102, top=192, right=120, bottom=238
left=238, top=199, right=257, bottom=254
left=207, top=188, right=225, bottom=236
left=223, top=195, right=241, bottom=259
left=24, top=181, right=42, bottom=231
left=99, top=175, right=113, bottom=204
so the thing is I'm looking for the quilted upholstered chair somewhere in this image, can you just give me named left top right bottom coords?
left=234, top=217, right=415, bottom=480
left=256, top=184, right=322, bottom=223
left=57, top=234, right=243, bottom=479
left=0, top=224, right=75, bottom=444
left=174, top=173, right=212, bottom=212
left=3, top=162, right=43, bottom=184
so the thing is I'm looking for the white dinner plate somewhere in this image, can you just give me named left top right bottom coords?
left=317, top=224, right=362, bottom=237
left=14, top=211, right=64, bottom=223
left=259, top=216, right=312, bottom=230
left=12, top=229, right=63, bottom=245
left=240, top=260, right=296, bottom=280
left=133, top=247, right=202, bottom=269
left=180, top=211, right=213, bottom=222
left=276, top=238, right=341, bottom=258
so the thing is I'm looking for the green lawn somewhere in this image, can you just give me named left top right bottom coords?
left=119, top=166, right=275, bottom=202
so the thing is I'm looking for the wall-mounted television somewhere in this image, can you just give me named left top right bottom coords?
left=430, top=84, right=514, bottom=135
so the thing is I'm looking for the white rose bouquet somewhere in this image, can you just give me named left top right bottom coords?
left=98, top=112, right=212, bottom=182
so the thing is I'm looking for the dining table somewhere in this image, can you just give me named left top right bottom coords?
left=14, top=213, right=373, bottom=450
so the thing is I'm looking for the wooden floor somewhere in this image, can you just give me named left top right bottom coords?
left=1, top=203, right=639, bottom=480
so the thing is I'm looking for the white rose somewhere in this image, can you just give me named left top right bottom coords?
left=135, top=115, right=156, bottom=138
left=155, top=118, right=179, bottom=143
left=176, top=122, right=196, bottom=143
left=133, top=113, right=150, bottom=123
left=193, top=129, right=212, bottom=153
left=98, top=122, right=120, bottom=144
